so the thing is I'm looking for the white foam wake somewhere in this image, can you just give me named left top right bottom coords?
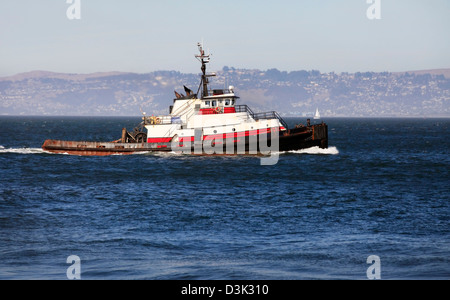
left=0, top=146, right=339, bottom=156
left=284, top=146, right=339, bottom=155
left=0, top=147, right=49, bottom=154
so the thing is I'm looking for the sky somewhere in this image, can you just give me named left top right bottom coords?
left=0, top=0, right=449, bottom=77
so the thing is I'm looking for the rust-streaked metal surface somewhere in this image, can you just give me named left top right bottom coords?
left=41, top=139, right=167, bottom=156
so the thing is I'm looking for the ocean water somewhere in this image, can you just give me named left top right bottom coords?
left=0, top=116, right=448, bottom=280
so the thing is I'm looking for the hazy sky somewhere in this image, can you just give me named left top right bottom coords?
left=1, top=0, right=449, bottom=76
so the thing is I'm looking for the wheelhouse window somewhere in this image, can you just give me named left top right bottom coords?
left=225, top=99, right=230, bottom=106
left=212, top=100, right=217, bottom=106
left=204, top=100, right=210, bottom=107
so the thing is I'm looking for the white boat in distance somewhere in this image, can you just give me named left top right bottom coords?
left=314, top=108, right=321, bottom=120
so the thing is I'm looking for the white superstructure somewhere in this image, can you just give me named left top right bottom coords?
left=143, top=43, right=288, bottom=145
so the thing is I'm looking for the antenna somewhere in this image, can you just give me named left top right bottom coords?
left=195, top=41, right=215, bottom=98
left=195, top=42, right=210, bottom=63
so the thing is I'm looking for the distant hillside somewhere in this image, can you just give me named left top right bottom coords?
left=0, top=68, right=449, bottom=117
left=395, top=68, right=450, bottom=79
left=0, top=70, right=133, bottom=82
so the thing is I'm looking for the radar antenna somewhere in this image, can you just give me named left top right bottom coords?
left=195, top=42, right=215, bottom=98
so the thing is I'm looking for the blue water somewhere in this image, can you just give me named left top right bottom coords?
left=0, top=116, right=449, bottom=280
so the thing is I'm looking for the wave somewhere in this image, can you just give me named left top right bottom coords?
left=283, top=146, right=339, bottom=155
left=0, top=146, right=339, bottom=156
left=142, top=147, right=340, bottom=157
left=0, top=147, right=50, bottom=155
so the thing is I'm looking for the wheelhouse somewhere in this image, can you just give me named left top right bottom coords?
left=200, top=87, right=239, bottom=114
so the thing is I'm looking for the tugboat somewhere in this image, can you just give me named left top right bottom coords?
left=42, top=43, right=328, bottom=156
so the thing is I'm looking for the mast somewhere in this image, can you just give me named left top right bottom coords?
left=195, top=42, right=215, bottom=98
